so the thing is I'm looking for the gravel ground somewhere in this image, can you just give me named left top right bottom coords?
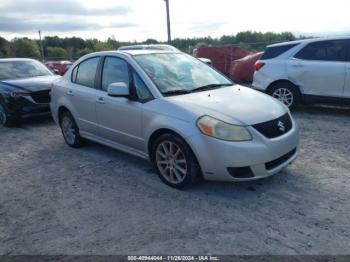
left=0, top=106, right=349, bottom=255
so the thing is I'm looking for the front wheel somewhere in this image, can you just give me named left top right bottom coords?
left=152, top=133, right=202, bottom=189
left=0, top=101, right=19, bottom=127
left=268, top=82, right=300, bottom=109
left=59, top=111, right=84, bottom=148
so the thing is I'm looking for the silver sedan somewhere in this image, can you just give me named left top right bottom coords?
left=50, top=50, right=299, bottom=188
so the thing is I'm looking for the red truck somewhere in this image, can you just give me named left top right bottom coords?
left=193, top=46, right=262, bottom=83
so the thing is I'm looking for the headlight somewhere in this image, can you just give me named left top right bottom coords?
left=10, top=91, right=23, bottom=98
left=197, top=115, right=252, bottom=141
left=9, top=91, right=28, bottom=99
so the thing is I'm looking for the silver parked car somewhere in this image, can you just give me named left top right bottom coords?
left=50, top=50, right=299, bottom=188
left=252, top=36, right=350, bottom=109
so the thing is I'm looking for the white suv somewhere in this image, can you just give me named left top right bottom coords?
left=252, top=37, right=350, bottom=108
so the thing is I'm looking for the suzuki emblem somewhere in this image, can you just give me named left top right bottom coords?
left=278, top=121, right=286, bottom=132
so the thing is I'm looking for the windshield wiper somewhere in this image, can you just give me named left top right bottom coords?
left=191, top=83, right=232, bottom=92
left=162, top=89, right=192, bottom=96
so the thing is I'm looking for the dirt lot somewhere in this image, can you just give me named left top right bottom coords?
left=0, top=106, right=349, bottom=255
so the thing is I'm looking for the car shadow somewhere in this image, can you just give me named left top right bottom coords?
left=7, top=111, right=317, bottom=202
left=18, top=115, right=54, bottom=127
left=293, top=104, right=350, bottom=117
left=79, top=138, right=298, bottom=200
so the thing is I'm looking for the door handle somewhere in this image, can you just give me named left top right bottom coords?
left=96, top=97, right=105, bottom=104
left=67, top=90, right=74, bottom=96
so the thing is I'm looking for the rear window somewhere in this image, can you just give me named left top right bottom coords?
left=261, top=44, right=298, bottom=60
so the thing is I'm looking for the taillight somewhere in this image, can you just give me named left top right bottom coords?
left=254, top=62, right=265, bottom=71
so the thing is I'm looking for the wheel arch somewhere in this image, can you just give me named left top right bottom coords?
left=266, top=79, right=301, bottom=95
left=58, top=106, right=70, bottom=122
left=147, top=128, right=184, bottom=159
left=147, top=127, right=204, bottom=182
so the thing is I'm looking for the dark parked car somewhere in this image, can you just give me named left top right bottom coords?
left=0, top=58, right=60, bottom=126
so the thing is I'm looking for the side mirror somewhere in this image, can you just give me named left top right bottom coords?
left=107, top=82, right=130, bottom=97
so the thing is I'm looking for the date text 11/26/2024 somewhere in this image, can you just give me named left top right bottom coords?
left=127, top=255, right=219, bottom=261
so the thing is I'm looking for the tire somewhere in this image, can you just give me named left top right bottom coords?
left=151, top=133, right=202, bottom=189
left=0, top=99, right=20, bottom=127
left=59, top=111, right=84, bottom=148
left=268, top=82, right=300, bottom=109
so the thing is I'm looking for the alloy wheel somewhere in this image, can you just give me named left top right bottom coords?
left=155, top=140, right=188, bottom=184
left=61, top=116, right=76, bottom=145
left=272, top=88, right=294, bottom=107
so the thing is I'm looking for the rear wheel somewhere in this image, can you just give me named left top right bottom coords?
left=59, top=111, right=84, bottom=148
left=152, top=133, right=202, bottom=188
left=268, top=82, right=300, bottom=109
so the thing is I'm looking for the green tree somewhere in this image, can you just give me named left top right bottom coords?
left=220, top=35, right=236, bottom=45
left=11, top=38, right=40, bottom=59
left=77, top=47, right=93, bottom=58
left=46, top=46, right=68, bottom=59
left=0, top=31, right=303, bottom=59
left=93, top=41, right=114, bottom=52
left=0, top=37, right=12, bottom=57
left=195, top=42, right=209, bottom=48
left=144, top=38, right=159, bottom=44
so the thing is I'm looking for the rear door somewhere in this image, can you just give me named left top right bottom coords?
left=286, top=40, right=347, bottom=98
left=69, top=56, right=100, bottom=134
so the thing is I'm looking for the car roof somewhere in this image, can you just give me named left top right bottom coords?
left=119, top=49, right=181, bottom=55
left=92, top=50, right=181, bottom=56
left=118, top=44, right=180, bottom=51
left=0, top=58, right=39, bottom=62
left=267, top=36, right=350, bottom=48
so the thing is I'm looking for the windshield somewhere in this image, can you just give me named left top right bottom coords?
left=134, top=53, right=232, bottom=95
left=0, top=60, right=53, bottom=80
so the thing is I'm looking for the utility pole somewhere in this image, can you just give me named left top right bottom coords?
left=38, top=30, right=45, bottom=62
left=164, top=0, right=171, bottom=43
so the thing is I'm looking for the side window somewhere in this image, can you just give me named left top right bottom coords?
left=133, top=72, right=152, bottom=101
left=294, top=40, right=347, bottom=62
left=101, top=57, right=129, bottom=91
left=74, top=57, right=100, bottom=88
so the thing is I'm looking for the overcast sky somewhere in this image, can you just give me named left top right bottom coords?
left=0, top=0, right=349, bottom=41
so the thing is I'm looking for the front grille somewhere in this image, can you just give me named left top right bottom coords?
left=30, top=90, right=50, bottom=104
left=252, top=113, right=292, bottom=138
left=265, top=148, right=297, bottom=171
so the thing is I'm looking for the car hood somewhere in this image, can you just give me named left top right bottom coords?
left=0, top=75, right=60, bottom=93
left=166, top=85, right=287, bottom=126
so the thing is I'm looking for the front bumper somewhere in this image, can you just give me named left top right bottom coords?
left=186, top=120, right=299, bottom=182
left=4, top=96, right=50, bottom=118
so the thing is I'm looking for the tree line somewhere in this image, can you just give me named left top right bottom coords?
left=0, top=31, right=303, bottom=61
